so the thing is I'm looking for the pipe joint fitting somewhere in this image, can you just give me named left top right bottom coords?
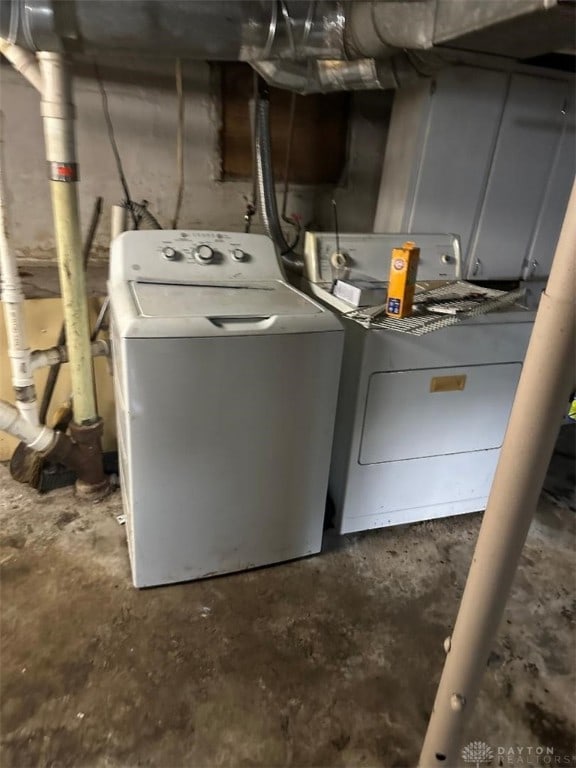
left=40, top=101, right=75, bottom=121
left=8, top=349, right=33, bottom=384
left=69, top=418, right=104, bottom=442
left=0, top=399, right=53, bottom=449
left=15, top=397, right=40, bottom=428
left=14, top=384, right=37, bottom=403
left=30, top=339, right=109, bottom=371
left=44, top=418, right=109, bottom=499
left=1, top=284, right=25, bottom=303
left=0, top=40, right=43, bottom=92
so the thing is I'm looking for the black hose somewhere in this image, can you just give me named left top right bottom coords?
left=254, top=79, right=300, bottom=259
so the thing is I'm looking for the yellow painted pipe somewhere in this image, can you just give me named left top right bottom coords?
left=38, top=52, right=97, bottom=425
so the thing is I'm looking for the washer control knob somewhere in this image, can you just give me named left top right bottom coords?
left=162, top=246, right=179, bottom=261
left=230, top=248, right=246, bottom=262
left=195, top=244, right=214, bottom=264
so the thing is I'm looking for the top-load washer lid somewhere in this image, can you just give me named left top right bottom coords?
left=131, top=280, right=321, bottom=318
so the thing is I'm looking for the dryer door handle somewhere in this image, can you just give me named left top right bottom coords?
left=207, top=316, right=276, bottom=331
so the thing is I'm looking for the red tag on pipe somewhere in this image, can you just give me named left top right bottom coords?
left=48, top=162, right=79, bottom=182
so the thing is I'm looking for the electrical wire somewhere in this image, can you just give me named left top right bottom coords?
left=93, top=62, right=139, bottom=230
left=171, top=58, right=184, bottom=229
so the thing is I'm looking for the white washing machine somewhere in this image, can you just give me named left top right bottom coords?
left=303, top=231, right=534, bottom=534
left=109, top=230, right=343, bottom=587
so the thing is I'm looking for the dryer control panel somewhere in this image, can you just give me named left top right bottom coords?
left=110, top=230, right=285, bottom=285
left=304, top=232, right=461, bottom=284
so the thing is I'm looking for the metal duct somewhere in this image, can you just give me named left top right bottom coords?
left=253, top=51, right=446, bottom=94
left=343, top=0, right=562, bottom=58
left=1, top=0, right=569, bottom=64
left=254, top=0, right=572, bottom=93
left=1, top=0, right=571, bottom=95
left=0, top=0, right=344, bottom=59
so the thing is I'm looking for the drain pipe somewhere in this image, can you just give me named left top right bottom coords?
left=30, top=339, right=109, bottom=371
left=0, top=39, right=42, bottom=92
left=37, top=51, right=107, bottom=496
left=0, top=398, right=110, bottom=489
left=0, top=400, right=54, bottom=452
left=38, top=51, right=97, bottom=425
left=0, top=112, right=40, bottom=427
left=419, top=179, right=576, bottom=767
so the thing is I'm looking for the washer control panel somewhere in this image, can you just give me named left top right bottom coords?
left=111, top=230, right=284, bottom=284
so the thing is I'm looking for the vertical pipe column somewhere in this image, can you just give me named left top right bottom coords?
left=37, top=52, right=97, bottom=426
left=419, top=179, right=576, bottom=767
left=0, top=113, right=39, bottom=425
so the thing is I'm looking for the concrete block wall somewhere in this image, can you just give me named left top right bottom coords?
left=0, top=56, right=391, bottom=459
left=1, top=57, right=391, bottom=261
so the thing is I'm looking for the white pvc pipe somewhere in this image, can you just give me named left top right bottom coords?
left=111, top=204, right=128, bottom=241
left=0, top=39, right=42, bottom=93
left=0, top=400, right=55, bottom=452
left=419, top=178, right=576, bottom=767
left=0, top=111, right=39, bottom=425
left=30, top=339, right=109, bottom=371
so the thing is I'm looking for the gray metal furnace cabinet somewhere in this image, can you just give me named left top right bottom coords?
left=373, top=65, right=575, bottom=281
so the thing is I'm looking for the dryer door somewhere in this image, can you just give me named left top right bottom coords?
left=359, top=363, right=521, bottom=465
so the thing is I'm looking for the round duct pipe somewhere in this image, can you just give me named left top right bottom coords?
left=0, top=0, right=345, bottom=59
left=1, top=0, right=564, bottom=74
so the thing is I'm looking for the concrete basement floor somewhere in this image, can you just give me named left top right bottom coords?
left=0, top=452, right=574, bottom=768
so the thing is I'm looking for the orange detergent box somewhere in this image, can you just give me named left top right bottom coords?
left=385, top=241, right=420, bottom=318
